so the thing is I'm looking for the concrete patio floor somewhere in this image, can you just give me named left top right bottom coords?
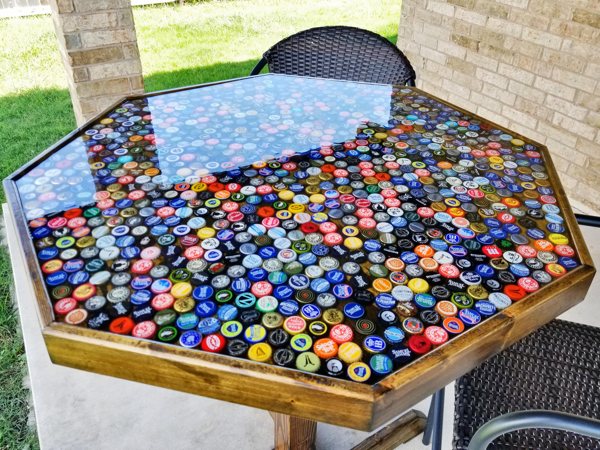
left=5, top=204, right=599, bottom=450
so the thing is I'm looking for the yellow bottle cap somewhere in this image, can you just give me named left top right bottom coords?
left=278, top=190, right=294, bottom=201
left=322, top=308, right=344, bottom=325
left=342, top=226, right=359, bottom=237
left=248, top=343, right=272, bottom=362
left=408, top=278, right=429, bottom=294
left=191, top=182, right=207, bottom=192
left=174, top=296, right=195, bottom=313
left=288, top=203, right=305, bottom=213
left=338, top=342, right=363, bottom=364
left=309, top=193, right=325, bottom=204
left=197, top=227, right=216, bottom=239
left=344, top=237, right=363, bottom=250
left=347, top=362, right=371, bottom=382
left=170, top=282, right=192, bottom=299
left=548, top=233, right=569, bottom=245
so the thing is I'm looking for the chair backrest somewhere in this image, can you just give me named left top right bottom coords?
left=250, top=26, right=416, bottom=86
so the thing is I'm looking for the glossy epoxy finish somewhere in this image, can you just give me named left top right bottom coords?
left=12, top=74, right=580, bottom=383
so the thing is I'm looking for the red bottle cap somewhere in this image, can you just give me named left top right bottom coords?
left=518, top=277, right=539, bottom=293
left=330, top=324, right=353, bottom=344
left=109, top=317, right=135, bottom=334
left=201, top=333, right=226, bottom=352
left=424, top=326, right=449, bottom=346
left=503, top=284, right=526, bottom=301
left=408, top=335, right=432, bottom=355
left=132, top=321, right=157, bottom=339
left=54, top=297, right=77, bottom=315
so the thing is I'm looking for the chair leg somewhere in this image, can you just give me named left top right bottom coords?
left=422, top=394, right=436, bottom=445
left=422, top=388, right=445, bottom=450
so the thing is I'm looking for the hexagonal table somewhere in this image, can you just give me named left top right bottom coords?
left=4, top=74, right=595, bottom=449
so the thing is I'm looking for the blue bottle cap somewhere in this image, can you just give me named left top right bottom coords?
left=32, top=226, right=52, bottom=239
left=400, top=251, right=419, bottom=264
left=38, top=246, right=59, bottom=260
left=509, top=263, right=530, bottom=277
left=558, top=257, right=578, bottom=270
left=198, top=316, right=221, bottom=334
left=278, top=299, right=299, bottom=316
left=217, top=304, right=238, bottom=321
left=274, top=285, right=294, bottom=300
left=325, top=269, right=345, bottom=284
left=298, top=252, right=317, bottom=265
left=383, top=326, right=405, bottom=344
left=364, top=335, right=386, bottom=353
left=309, top=278, right=330, bottom=293
left=68, top=271, right=89, bottom=285
left=192, top=285, right=214, bottom=301
left=231, top=277, right=251, bottom=293
left=248, top=267, right=267, bottom=282
left=332, top=284, right=353, bottom=299
left=375, top=293, right=395, bottom=310
left=289, top=274, right=310, bottom=290
left=458, top=308, right=481, bottom=326
left=63, top=259, right=84, bottom=273
left=195, top=300, right=217, bottom=318
left=130, top=289, right=152, bottom=305
left=46, top=271, right=68, bottom=286
left=475, top=264, right=495, bottom=278
left=343, top=302, right=365, bottom=319
left=474, top=300, right=497, bottom=317
left=301, top=303, right=321, bottom=320
left=179, top=330, right=202, bottom=348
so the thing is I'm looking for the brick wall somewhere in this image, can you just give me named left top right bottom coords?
left=49, top=0, right=144, bottom=124
left=398, top=0, right=600, bottom=214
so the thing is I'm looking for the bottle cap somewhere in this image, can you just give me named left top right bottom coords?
left=338, top=342, right=363, bottom=364
left=313, top=338, right=338, bottom=359
left=248, top=343, right=272, bottom=362
left=347, top=362, right=371, bottom=382
left=290, top=333, right=313, bottom=352
left=295, top=351, right=321, bottom=373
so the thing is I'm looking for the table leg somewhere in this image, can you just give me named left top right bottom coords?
left=270, top=412, right=318, bottom=450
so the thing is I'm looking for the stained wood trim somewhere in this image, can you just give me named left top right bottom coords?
left=2, top=190, right=53, bottom=327
left=351, top=410, right=426, bottom=450
left=43, top=323, right=375, bottom=430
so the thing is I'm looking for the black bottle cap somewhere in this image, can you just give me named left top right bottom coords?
left=240, top=309, right=261, bottom=325
left=227, top=339, right=249, bottom=357
left=273, top=348, right=295, bottom=367
left=268, top=328, right=290, bottom=348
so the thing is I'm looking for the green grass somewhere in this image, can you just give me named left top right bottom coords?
left=0, top=1, right=401, bottom=447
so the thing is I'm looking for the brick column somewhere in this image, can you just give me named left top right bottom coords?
left=49, top=0, right=144, bottom=125
left=398, top=0, right=600, bottom=214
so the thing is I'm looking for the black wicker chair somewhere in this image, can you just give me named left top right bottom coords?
left=423, top=215, right=600, bottom=450
left=453, top=320, right=600, bottom=449
left=250, top=26, right=416, bottom=86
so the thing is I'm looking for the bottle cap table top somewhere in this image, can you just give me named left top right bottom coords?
left=11, top=74, right=581, bottom=384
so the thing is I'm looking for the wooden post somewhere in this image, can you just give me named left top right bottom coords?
left=271, top=412, right=318, bottom=450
